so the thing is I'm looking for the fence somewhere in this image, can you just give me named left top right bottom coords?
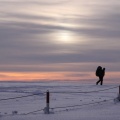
left=0, top=85, right=120, bottom=116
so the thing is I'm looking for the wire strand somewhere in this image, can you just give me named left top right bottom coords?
left=51, top=86, right=119, bottom=94
left=0, top=93, right=45, bottom=101
left=0, top=85, right=118, bottom=101
left=50, top=98, right=114, bottom=109
left=24, top=109, right=44, bottom=115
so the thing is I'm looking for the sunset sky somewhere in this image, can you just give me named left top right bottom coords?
left=0, top=0, right=120, bottom=83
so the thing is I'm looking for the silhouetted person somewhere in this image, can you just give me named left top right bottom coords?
left=96, top=67, right=105, bottom=85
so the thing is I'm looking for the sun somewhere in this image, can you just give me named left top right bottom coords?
left=52, top=30, right=79, bottom=44
left=56, top=31, right=73, bottom=43
left=60, top=32, right=71, bottom=42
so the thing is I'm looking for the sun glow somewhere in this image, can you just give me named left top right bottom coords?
left=60, top=32, right=71, bottom=42
left=56, top=31, right=74, bottom=44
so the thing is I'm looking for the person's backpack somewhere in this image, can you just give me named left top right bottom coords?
left=96, top=66, right=102, bottom=76
left=102, top=68, right=105, bottom=76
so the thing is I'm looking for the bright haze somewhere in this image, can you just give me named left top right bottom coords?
left=0, top=0, right=120, bottom=83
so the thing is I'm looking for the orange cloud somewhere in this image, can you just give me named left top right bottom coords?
left=0, top=71, right=92, bottom=81
left=0, top=71, right=120, bottom=83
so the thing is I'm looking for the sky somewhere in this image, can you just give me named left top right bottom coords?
left=0, top=0, right=120, bottom=83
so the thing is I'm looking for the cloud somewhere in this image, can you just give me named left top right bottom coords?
left=0, top=48, right=120, bottom=67
left=0, top=0, right=70, bottom=5
left=1, top=11, right=120, bottom=40
left=0, top=74, right=8, bottom=78
left=65, top=73, right=91, bottom=77
left=0, top=0, right=120, bottom=76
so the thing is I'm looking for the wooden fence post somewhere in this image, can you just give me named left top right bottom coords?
left=119, top=86, right=120, bottom=95
left=118, top=86, right=120, bottom=101
left=46, top=90, right=50, bottom=114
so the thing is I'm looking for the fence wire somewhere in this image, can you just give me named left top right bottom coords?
left=50, top=98, right=114, bottom=110
left=51, top=85, right=119, bottom=94
left=0, top=93, right=45, bottom=101
left=0, top=85, right=119, bottom=101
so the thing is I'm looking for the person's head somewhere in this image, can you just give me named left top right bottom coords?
left=98, top=66, right=102, bottom=70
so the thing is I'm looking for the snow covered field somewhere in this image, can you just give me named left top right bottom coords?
left=0, top=81, right=120, bottom=120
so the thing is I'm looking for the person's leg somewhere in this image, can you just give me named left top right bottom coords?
left=100, top=77, right=103, bottom=85
left=96, top=77, right=101, bottom=85
left=96, top=80, right=100, bottom=85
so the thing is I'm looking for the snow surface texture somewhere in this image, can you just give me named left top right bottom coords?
left=0, top=81, right=120, bottom=120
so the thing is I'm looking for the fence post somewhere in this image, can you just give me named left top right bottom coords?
left=46, top=90, right=50, bottom=114
left=118, top=86, right=120, bottom=101
left=119, top=86, right=120, bottom=95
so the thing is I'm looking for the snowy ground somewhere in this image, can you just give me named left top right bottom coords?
left=0, top=81, right=120, bottom=120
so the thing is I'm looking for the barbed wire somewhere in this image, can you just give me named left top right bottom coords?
left=0, top=85, right=119, bottom=101
left=23, top=98, right=114, bottom=115
left=0, top=93, right=45, bottom=101
left=18, top=98, right=114, bottom=115
left=0, top=85, right=118, bottom=118
left=51, top=86, right=119, bottom=94
left=0, top=98, right=116, bottom=117
left=50, top=98, right=114, bottom=110
left=23, top=108, right=44, bottom=115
